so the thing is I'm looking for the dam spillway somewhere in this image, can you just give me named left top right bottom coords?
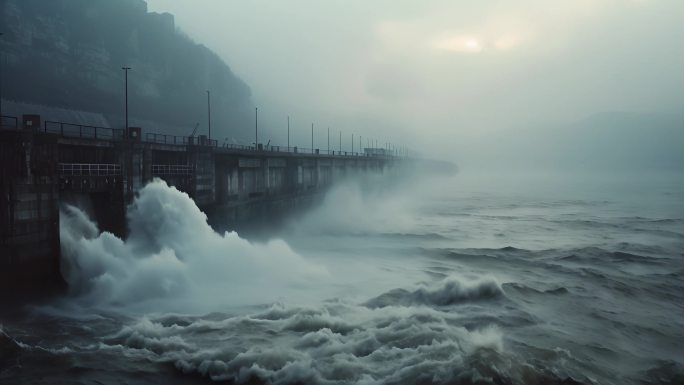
left=0, top=114, right=398, bottom=292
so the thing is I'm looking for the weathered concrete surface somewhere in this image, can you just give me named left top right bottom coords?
left=0, top=129, right=62, bottom=295
left=0, top=117, right=398, bottom=293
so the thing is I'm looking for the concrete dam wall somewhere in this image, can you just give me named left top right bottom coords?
left=0, top=115, right=399, bottom=293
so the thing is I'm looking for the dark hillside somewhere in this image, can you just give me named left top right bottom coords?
left=0, top=0, right=253, bottom=140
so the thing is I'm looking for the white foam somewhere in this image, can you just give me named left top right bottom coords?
left=365, top=276, right=503, bottom=308
left=104, top=298, right=506, bottom=384
left=59, top=179, right=327, bottom=312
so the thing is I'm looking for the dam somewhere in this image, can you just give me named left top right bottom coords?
left=0, top=114, right=399, bottom=292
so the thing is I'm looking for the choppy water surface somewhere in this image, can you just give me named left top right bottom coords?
left=1, top=175, right=683, bottom=385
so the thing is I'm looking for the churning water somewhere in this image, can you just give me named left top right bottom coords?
left=1, top=173, right=683, bottom=385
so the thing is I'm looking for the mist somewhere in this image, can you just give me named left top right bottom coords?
left=58, top=179, right=328, bottom=313
left=55, top=169, right=447, bottom=313
left=145, top=0, right=684, bottom=177
left=41, top=164, right=684, bottom=384
left=3, top=2, right=684, bottom=385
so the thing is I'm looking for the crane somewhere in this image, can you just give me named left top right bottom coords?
left=189, top=123, right=200, bottom=138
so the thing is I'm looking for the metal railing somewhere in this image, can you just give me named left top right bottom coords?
left=58, top=163, right=122, bottom=176
left=7, top=116, right=401, bottom=159
left=145, top=133, right=218, bottom=147
left=218, top=143, right=386, bottom=158
left=151, top=164, right=193, bottom=175
left=146, top=133, right=190, bottom=145
left=44, top=121, right=124, bottom=140
left=223, top=143, right=256, bottom=151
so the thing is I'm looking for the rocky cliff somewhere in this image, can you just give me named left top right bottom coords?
left=0, top=0, right=253, bottom=140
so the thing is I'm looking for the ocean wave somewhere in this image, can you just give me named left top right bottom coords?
left=364, top=276, right=504, bottom=308
left=95, top=297, right=585, bottom=385
left=644, top=218, right=684, bottom=225
left=0, top=328, right=22, bottom=369
left=0, top=327, right=80, bottom=384
left=555, top=248, right=663, bottom=265
left=503, top=283, right=569, bottom=296
left=58, top=179, right=327, bottom=311
left=499, top=246, right=521, bottom=252
left=640, top=360, right=684, bottom=385
left=378, top=232, right=452, bottom=241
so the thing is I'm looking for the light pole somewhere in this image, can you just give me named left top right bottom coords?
left=206, top=90, right=211, bottom=139
left=0, top=32, right=4, bottom=126
left=122, top=66, right=131, bottom=130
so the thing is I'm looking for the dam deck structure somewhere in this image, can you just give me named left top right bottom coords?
left=0, top=114, right=398, bottom=292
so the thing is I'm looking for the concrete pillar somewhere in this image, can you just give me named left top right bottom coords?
left=285, top=159, right=298, bottom=193
left=131, top=150, right=143, bottom=192
left=262, top=158, right=270, bottom=194
left=230, top=168, right=238, bottom=196
left=0, top=129, right=61, bottom=291
left=142, top=147, right=152, bottom=184
left=238, top=168, right=244, bottom=198
left=192, top=148, right=216, bottom=206
left=297, top=164, right=303, bottom=188
left=120, top=145, right=132, bottom=199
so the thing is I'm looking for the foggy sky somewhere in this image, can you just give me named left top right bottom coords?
left=146, top=0, right=684, bottom=174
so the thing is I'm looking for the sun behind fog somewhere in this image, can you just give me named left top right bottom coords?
left=465, top=39, right=480, bottom=49
left=432, top=35, right=484, bottom=53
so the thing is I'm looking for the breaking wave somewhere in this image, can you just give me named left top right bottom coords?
left=0, top=328, right=22, bottom=366
left=22, top=174, right=681, bottom=385
left=59, top=179, right=327, bottom=311
left=95, top=290, right=581, bottom=385
left=292, top=175, right=419, bottom=236
left=365, top=276, right=503, bottom=308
